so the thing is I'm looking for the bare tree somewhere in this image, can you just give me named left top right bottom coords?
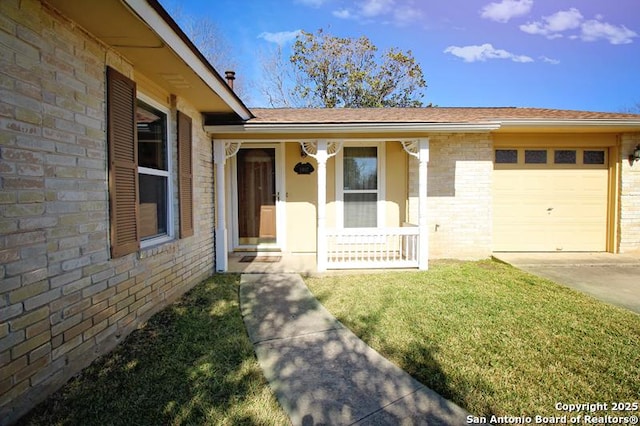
left=165, top=2, right=249, bottom=102
left=258, top=45, right=305, bottom=107
left=626, top=103, right=640, bottom=113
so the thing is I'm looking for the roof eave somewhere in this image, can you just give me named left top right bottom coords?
left=205, top=119, right=640, bottom=135
left=205, top=122, right=502, bottom=134
left=125, top=0, right=253, bottom=120
left=496, top=119, right=640, bottom=132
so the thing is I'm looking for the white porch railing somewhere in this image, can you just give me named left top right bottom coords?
left=326, top=226, right=419, bottom=269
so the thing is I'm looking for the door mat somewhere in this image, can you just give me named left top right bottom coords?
left=240, top=256, right=282, bottom=263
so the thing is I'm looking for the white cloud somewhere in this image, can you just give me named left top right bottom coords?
left=521, top=8, right=637, bottom=44
left=360, top=0, right=395, bottom=17
left=520, top=8, right=583, bottom=38
left=543, top=8, right=583, bottom=32
left=520, top=22, right=563, bottom=39
left=480, top=0, right=533, bottom=23
left=393, top=6, right=423, bottom=26
left=444, top=43, right=533, bottom=63
left=294, top=0, right=327, bottom=7
left=580, top=20, right=637, bottom=44
left=540, top=55, right=560, bottom=64
left=332, top=9, right=353, bottom=19
left=258, top=30, right=302, bottom=45
left=512, top=55, right=534, bottom=63
left=332, top=0, right=421, bottom=26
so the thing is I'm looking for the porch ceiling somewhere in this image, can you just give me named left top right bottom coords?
left=46, top=0, right=251, bottom=119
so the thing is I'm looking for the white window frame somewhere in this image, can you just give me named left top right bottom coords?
left=137, top=93, right=174, bottom=248
left=335, top=142, right=386, bottom=229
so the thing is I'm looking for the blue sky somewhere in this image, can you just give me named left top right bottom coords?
left=160, top=0, right=640, bottom=112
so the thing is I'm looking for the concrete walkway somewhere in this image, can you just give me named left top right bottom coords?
left=239, top=273, right=476, bottom=425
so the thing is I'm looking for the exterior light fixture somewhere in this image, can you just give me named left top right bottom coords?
left=630, top=145, right=640, bottom=164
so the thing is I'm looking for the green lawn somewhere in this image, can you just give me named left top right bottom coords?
left=20, top=261, right=639, bottom=424
left=305, top=260, right=640, bottom=418
left=21, top=275, right=289, bottom=426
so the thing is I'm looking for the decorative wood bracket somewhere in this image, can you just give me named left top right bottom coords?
left=225, top=141, right=242, bottom=159
left=401, top=140, right=420, bottom=159
left=300, top=140, right=343, bottom=159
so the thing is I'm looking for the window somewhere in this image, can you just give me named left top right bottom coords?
left=584, top=150, right=605, bottom=165
left=342, top=146, right=379, bottom=228
left=525, top=150, right=547, bottom=164
left=554, top=150, right=576, bottom=164
left=137, top=100, right=170, bottom=241
left=495, top=149, right=518, bottom=164
left=106, top=67, right=193, bottom=258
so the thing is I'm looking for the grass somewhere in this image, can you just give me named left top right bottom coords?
left=20, top=274, right=290, bottom=426
left=305, top=260, right=640, bottom=418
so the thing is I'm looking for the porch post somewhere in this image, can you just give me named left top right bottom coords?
left=418, top=138, right=430, bottom=270
left=213, top=140, right=228, bottom=272
left=316, top=140, right=328, bottom=272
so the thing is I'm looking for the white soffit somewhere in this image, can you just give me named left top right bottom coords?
left=205, top=122, right=502, bottom=134
left=123, top=0, right=252, bottom=120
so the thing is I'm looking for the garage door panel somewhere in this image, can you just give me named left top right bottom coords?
left=493, top=148, right=608, bottom=252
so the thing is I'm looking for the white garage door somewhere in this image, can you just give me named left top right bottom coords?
left=493, top=148, right=608, bottom=252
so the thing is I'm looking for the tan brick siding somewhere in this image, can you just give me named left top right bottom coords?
left=408, top=134, right=493, bottom=259
left=619, top=133, right=640, bottom=253
left=0, top=1, right=215, bottom=423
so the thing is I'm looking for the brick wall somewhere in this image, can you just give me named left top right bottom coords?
left=408, top=133, right=493, bottom=259
left=619, top=133, right=640, bottom=253
left=0, top=1, right=215, bottom=423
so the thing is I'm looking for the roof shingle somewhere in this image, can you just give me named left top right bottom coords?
left=247, top=107, right=640, bottom=124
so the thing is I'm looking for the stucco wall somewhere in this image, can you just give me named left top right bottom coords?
left=408, top=134, right=494, bottom=259
left=285, top=142, right=317, bottom=253
left=619, top=133, right=640, bottom=253
left=0, top=1, right=215, bottom=423
left=284, top=140, right=408, bottom=253
left=385, top=141, right=407, bottom=228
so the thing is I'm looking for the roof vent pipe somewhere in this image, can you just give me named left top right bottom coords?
left=224, top=71, right=235, bottom=90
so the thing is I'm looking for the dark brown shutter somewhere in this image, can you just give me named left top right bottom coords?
left=178, top=111, right=194, bottom=238
left=107, top=67, right=140, bottom=257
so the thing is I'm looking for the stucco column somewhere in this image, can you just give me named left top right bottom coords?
left=316, top=140, right=328, bottom=272
left=418, top=138, right=430, bottom=270
left=213, top=140, right=227, bottom=272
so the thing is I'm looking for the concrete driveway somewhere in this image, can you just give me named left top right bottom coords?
left=493, top=252, right=640, bottom=314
